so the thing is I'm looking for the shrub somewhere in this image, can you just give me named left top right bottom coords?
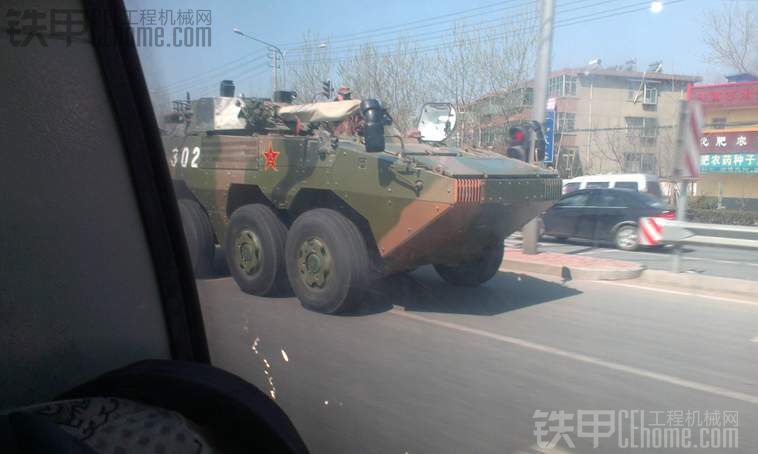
left=688, top=196, right=719, bottom=210
left=687, top=208, right=758, bottom=226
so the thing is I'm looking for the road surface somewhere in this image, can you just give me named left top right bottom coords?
left=507, top=234, right=758, bottom=281
left=197, top=268, right=758, bottom=453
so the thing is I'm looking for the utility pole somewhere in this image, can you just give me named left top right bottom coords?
left=672, top=100, right=689, bottom=273
left=523, top=0, right=555, bottom=255
left=271, top=50, right=278, bottom=94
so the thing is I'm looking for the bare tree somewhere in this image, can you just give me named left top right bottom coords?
left=590, top=128, right=627, bottom=174
left=289, top=11, right=536, bottom=138
left=429, top=17, right=537, bottom=146
left=288, top=32, right=333, bottom=103
left=588, top=122, right=678, bottom=177
left=338, top=39, right=432, bottom=132
left=702, top=2, right=758, bottom=75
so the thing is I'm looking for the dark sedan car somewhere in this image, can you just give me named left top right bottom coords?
left=539, top=188, right=675, bottom=250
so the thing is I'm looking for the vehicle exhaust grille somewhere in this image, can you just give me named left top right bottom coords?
left=545, top=178, right=562, bottom=200
left=455, top=178, right=483, bottom=203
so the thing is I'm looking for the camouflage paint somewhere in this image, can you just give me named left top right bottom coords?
left=163, top=118, right=561, bottom=273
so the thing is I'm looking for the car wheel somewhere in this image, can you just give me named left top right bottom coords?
left=614, top=225, right=639, bottom=251
left=434, top=238, right=504, bottom=287
left=225, top=204, right=289, bottom=296
left=178, top=199, right=215, bottom=277
left=285, top=209, right=372, bottom=314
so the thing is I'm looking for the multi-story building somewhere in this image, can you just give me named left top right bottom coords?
left=690, top=76, right=758, bottom=210
left=467, top=64, right=701, bottom=178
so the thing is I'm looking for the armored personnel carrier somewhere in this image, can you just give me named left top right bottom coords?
left=162, top=82, right=561, bottom=313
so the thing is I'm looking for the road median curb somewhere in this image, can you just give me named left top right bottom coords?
left=636, top=269, right=758, bottom=298
left=501, top=249, right=644, bottom=281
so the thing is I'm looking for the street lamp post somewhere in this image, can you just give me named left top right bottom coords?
left=233, top=28, right=286, bottom=96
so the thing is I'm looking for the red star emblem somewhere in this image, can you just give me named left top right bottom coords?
left=262, top=142, right=280, bottom=171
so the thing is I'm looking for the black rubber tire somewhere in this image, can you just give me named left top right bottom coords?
left=178, top=199, right=215, bottom=277
left=285, top=209, right=371, bottom=314
left=225, top=204, right=289, bottom=296
left=434, top=239, right=505, bottom=287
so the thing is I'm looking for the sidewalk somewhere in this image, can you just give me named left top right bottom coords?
left=502, top=247, right=758, bottom=301
left=501, top=249, right=645, bottom=280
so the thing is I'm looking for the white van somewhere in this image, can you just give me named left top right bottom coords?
left=562, top=174, right=662, bottom=197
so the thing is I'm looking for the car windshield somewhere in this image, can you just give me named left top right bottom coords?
left=101, top=0, right=758, bottom=452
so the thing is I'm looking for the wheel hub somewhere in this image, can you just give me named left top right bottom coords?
left=298, top=237, right=332, bottom=288
left=618, top=228, right=637, bottom=248
left=235, top=229, right=262, bottom=275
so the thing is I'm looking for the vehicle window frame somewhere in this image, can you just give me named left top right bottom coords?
left=555, top=191, right=591, bottom=207
left=614, top=181, right=639, bottom=191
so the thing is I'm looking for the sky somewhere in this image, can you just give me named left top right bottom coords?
left=128, top=0, right=746, bottom=104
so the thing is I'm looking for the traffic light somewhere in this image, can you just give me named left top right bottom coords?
left=505, top=122, right=547, bottom=163
left=322, top=80, right=332, bottom=100
left=506, top=125, right=529, bottom=161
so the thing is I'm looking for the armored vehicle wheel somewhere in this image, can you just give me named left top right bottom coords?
left=225, top=204, right=289, bottom=296
left=434, top=239, right=505, bottom=287
left=178, top=199, right=215, bottom=277
left=285, top=209, right=371, bottom=314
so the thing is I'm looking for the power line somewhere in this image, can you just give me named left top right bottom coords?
left=286, top=0, right=616, bottom=56
left=279, top=0, right=536, bottom=47
left=286, top=0, right=689, bottom=67
left=284, top=0, right=651, bottom=59
left=154, top=0, right=690, bottom=99
left=151, top=53, right=267, bottom=95
left=285, top=0, right=539, bottom=52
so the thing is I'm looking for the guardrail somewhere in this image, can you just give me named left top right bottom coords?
left=660, top=220, right=758, bottom=250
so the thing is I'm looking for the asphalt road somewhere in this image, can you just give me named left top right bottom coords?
left=197, top=268, right=758, bottom=453
left=507, top=235, right=758, bottom=281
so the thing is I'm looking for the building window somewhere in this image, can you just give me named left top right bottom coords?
left=564, top=76, right=577, bottom=96
left=627, top=81, right=641, bottom=101
left=625, top=117, right=658, bottom=146
left=625, top=117, right=643, bottom=137
left=643, top=84, right=658, bottom=105
left=548, top=75, right=577, bottom=97
left=641, top=154, right=657, bottom=173
left=522, top=88, right=534, bottom=106
left=712, top=117, right=727, bottom=129
left=627, top=80, right=659, bottom=104
left=556, top=112, right=576, bottom=134
left=623, top=153, right=657, bottom=173
left=548, top=76, right=561, bottom=97
left=557, top=147, right=581, bottom=178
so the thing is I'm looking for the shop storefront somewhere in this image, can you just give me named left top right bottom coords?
left=689, top=80, right=758, bottom=210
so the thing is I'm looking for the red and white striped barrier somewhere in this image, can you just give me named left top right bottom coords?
left=638, top=217, right=664, bottom=246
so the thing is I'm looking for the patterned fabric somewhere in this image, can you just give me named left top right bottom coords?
left=13, top=397, right=216, bottom=454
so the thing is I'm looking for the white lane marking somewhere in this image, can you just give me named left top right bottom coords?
left=751, top=337, right=758, bottom=343
left=390, top=308, right=758, bottom=406
left=281, top=349, right=289, bottom=362
left=591, top=280, right=758, bottom=307
left=583, top=248, right=758, bottom=266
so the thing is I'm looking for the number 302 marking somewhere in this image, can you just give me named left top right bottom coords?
left=170, top=146, right=200, bottom=168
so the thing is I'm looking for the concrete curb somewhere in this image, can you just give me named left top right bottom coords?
left=501, top=256, right=644, bottom=281
left=637, top=269, right=758, bottom=297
